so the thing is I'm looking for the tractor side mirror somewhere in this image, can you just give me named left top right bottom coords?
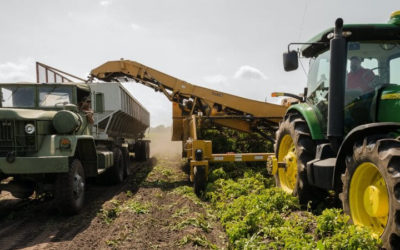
left=283, top=50, right=299, bottom=71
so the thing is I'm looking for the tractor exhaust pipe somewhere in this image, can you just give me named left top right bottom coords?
left=328, top=18, right=347, bottom=152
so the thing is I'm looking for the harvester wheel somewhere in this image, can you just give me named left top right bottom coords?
left=193, top=166, right=206, bottom=196
left=274, top=113, right=323, bottom=205
left=340, top=136, right=400, bottom=249
left=55, top=159, right=85, bottom=215
left=107, top=148, right=125, bottom=184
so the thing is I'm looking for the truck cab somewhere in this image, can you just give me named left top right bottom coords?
left=0, top=81, right=150, bottom=214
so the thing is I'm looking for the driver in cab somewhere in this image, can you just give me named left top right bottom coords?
left=79, top=96, right=94, bottom=124
left=345, top=56, right=376, bottom=128
left=346, top=56, right=375, bottom=92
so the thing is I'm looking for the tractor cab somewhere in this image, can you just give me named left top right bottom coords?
left=284, top=12, right=400, bottom=136
left=305, top=40, right=400, bottom=133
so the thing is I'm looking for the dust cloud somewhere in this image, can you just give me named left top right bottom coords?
left=147, top=125, right=182, bottom=160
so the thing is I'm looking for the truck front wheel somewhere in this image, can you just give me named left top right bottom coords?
left=55, top=159, right=85, bottom=215
left=341, top=136, right=400, bottom=249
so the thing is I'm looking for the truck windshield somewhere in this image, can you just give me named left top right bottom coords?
left=39, top=86, right=73, bottom=107
left=346, top=41, right=400, bottom=102
left=0, top=86, right=35, bottom=108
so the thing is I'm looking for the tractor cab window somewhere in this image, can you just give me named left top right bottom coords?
left=306, top=50, right=330, bottom=133
left=344, top=41, right=400, bottom=130
left=0, top=86, right=35, bottom=108
left=390, top=56, right=400, bottom=84
left=307, top=50, right=330, bottom=105
left=345, top=42, right=400, bottom=104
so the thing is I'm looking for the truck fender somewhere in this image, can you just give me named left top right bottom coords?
left=74, top=138, right=98, bottom=177
left=333, top=122, right=400, bottom=191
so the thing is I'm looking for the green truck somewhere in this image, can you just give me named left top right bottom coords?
left=0, top=81, right=150, bottom=214
left=271, top=11, right=400, bottom=248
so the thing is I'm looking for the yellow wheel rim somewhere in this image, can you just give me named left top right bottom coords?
left=349, top=162, right=389, bottom=236
left=277, top=134, right=297, bottom=193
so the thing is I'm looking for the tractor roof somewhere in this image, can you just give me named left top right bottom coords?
left=301, top=23, right=400, bottom=58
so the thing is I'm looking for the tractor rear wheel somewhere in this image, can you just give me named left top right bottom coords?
left=274, top=113, right=323, bottom=205
left=341, top=136, right=400, bottom=250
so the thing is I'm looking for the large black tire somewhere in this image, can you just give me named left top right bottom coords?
left=274, top=112, right=323, bottom=205
left=135, top=141, right=150, bottom=162
left=121, top=147, right=130, bottom=178
left=55, top=159, right=85, bottom=215
left=194, top=166, right=206, bottom=196
left=144, top=141, right=150, bottom=160
left=135, top=141, right=144, bottom=161
left=9, top=180, right=34, bottom=199
left=340, top=136, right=400, bottom=250
left=106, top=148, right=125, bottom=184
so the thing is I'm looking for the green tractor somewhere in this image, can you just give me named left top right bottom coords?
left=271, top=11, right=400, bottom=248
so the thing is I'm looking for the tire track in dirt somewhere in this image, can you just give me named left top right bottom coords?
left=0, top=160, right=152, bottom=250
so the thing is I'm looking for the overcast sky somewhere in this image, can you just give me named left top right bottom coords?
left=0, top=0, right=398, bottom=126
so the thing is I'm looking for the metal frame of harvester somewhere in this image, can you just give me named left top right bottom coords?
left=89, top=60, right=287, bottom=193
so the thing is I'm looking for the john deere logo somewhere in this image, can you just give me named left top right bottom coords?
left=382, top=93, right=400, bottom=100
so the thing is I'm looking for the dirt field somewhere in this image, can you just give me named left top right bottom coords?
left=0, top=127, right=228, bottom=249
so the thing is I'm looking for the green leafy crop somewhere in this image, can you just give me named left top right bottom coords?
left=204, top=164, right=381, bottom=249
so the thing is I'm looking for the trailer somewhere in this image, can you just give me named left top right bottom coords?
left=90, top=82, right=150, bottom=161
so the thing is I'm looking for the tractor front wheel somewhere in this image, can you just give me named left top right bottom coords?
left=341, top=136, right=400, bottom=249
left=274, top=113, right=323, bottom=205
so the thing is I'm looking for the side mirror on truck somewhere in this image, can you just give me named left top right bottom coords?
left=95, top=93, right=104, bottom=113
left=283, top=50, right=298, bottom=71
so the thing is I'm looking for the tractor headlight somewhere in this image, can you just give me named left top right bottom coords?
left=25, top=123, right=36, bottom=134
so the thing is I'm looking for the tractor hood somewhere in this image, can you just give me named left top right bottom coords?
left=0, top=108, right=57, bottom=120
left=378, top=85, right=400, bottom=123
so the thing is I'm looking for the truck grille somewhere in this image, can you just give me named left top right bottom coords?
left=0, top=120, right=37, bottom=156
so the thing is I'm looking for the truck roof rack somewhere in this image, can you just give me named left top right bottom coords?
left=36, top=61, right=86, bottom=83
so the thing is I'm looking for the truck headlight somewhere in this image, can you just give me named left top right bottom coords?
left=25, top=123, right=36, bottom=134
